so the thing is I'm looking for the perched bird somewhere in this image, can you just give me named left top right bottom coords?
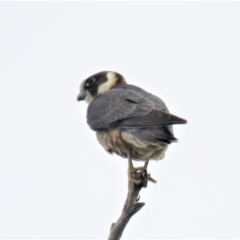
left=77, top=71, right=187, bottom=184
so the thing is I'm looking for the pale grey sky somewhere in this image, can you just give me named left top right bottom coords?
left=0, top=2, right=240, bottom=239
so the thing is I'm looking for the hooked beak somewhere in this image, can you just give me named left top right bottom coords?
left=77, top=91, right=86, bottom=101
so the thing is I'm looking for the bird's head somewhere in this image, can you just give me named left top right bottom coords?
left=77, top=71, right=126, bottom=103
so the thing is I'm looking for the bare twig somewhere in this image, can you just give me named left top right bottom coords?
left=108, top=171, right=156, bottom=240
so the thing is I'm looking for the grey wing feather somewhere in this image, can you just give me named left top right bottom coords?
left=87, top=85, right=186, bottom=132
left=87, top=88, right=153, bottom=130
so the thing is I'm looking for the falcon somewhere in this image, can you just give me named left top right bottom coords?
left=77, top=71, right=187, bottom=184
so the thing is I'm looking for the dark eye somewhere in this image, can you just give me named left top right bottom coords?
left=86, top=77, right=96, bottom=87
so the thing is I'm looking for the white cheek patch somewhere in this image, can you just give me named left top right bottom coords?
left=79, top=79, right=93, bottom=104
left=85, top=92, right=94, bottom=104
left=97, top=72, right=117, bottom=94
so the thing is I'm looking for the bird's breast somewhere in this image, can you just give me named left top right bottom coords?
left=96, top=129, right=128, bottom=158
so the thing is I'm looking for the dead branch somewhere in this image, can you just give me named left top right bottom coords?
left=107, top=171, right=156, bottom=240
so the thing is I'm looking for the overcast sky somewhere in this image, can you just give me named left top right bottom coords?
left=0, top=2, right=240, bottom=239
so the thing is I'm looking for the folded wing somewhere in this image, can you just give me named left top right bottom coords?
left=87, top=85, right=186, bottom=132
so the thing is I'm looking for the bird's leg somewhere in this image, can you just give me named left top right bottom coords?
left=143, top=160, right=149, bottom=170
left=127, top=152, right=157, bottom=186
left=127, top=151, right=143, bottom=185
left=131, top=160, right=149, bottom=174
left=127, top=160, right=149, bottom=172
